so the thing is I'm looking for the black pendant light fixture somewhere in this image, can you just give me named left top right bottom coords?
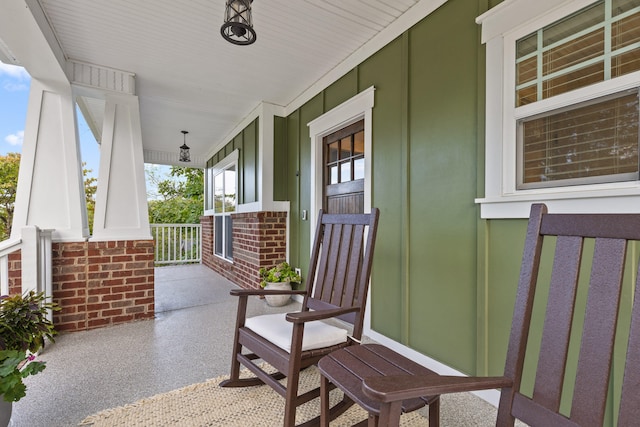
left=221, top=0, right=256, bottom=45
left=179, top=130, right=191, bottom=162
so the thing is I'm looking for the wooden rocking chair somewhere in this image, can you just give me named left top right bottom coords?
left=319, top=203, right=640, bottom=426
left=220, top=208, right=380, bottom=427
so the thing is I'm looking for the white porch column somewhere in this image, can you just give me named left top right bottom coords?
left=11, top=78, right=89, bottom=241
left=91, top=93, right=151, bottom=241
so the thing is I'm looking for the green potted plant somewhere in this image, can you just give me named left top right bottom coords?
left=0, top=291, right=58, bottom=426
left=259, top=262, right=302, bottom=307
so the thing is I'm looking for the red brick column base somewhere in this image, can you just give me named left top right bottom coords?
left=51, top=239, right=155, bottom=332
left=7, top=251, right=21, bottom=295
left=201, top=211, right=287, bottom=290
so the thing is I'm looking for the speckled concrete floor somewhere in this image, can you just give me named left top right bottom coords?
left=10, top=264, right=501, bottom=427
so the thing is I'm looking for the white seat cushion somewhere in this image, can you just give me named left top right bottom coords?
left=244, top=313, right=348, bottom=353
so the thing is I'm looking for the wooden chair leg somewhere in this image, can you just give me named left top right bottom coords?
left=283, top=370, right=302, bottom=427
left=377, top=401, right=402, bottom=427
left=220, top=296, right=248, bottom=387
left=428, top=397, right=440, bottom=427
left=320, top=375, right=330, bottom=427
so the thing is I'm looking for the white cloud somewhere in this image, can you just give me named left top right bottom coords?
left=0, top=63, right=29, bottom=80
left=5, top=130, right=24, bottom=146
left=0, top=63, right=29, bottom=91
left=3, top=81, right=28, bottom=91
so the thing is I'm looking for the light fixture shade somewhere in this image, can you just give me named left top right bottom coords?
left=179, top=131, right=191, bottom=162
left=221, top=0, right=256, bottom=45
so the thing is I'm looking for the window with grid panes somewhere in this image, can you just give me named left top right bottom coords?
left=212, top=163, right=237, bottom=261
left=325, top=124, right=365, bottom=185
left=515, top=0, right=640, bottom=189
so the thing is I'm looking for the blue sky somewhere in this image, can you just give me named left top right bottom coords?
left=0, top=63, right=30, bottom=157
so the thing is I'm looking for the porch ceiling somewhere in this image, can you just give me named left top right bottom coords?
left=0, top=0, right=428, bottom=167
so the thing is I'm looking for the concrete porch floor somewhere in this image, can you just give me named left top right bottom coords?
left=10, top=264, right=499, bottom=426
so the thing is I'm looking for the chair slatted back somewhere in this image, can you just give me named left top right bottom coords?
left=498, top=204, right=640, bottom=426
left=303, top=209, right=379, bottom=339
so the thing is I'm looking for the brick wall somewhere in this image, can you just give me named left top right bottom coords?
left=5, top=240, right=154, bottom=332
left=7, top=251, right=21, bottom=295
left=201, top=211, right=287, bottom=289
left=52, top=240, right=155, bottom=331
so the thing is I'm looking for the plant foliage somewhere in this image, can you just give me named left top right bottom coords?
left=0, top=153, right=20, bottom=241
left=259, top=262, right=301, bottom=288
left=147, top=166, right=204, bottom=224
left=0, top=291, right=59, bottom=402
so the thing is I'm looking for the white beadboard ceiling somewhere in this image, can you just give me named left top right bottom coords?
left=16, top=0, right=427, bottom=166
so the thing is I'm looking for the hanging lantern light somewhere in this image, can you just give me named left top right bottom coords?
left=179, top=130, right=191, bottom=162
left=221, top=0, right=256, bottom=46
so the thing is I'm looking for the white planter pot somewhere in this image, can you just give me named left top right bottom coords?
left=264, top=282, right=292, bottom=307
left=0, top=398, right=12, bottom=427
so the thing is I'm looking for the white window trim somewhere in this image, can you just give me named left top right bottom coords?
left=204, top=149, right=238, bottom=216
left=205, top=149, right=238, bottom=262
left=476, top=0, right=640, bottom=218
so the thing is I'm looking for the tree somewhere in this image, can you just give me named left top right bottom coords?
left=147, top=166, right=203, bottom=224
left=83, top=163, right=97, bottom=233
left=0, top=154, right=97, bottom=240
left=0, top=153, right=20, bottom=240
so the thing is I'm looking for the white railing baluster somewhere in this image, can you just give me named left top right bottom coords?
left=149, top=223, right=202, bottom=265
left=0, top=228, right=52, bottom=299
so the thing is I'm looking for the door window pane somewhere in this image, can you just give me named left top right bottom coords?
left=330, top=165, right=338, bottom=184
left=340, top=137, right=351, bottom=159
left=354, top=158, right=365, bottom=180
left=340, top=162, right=351, bottom=183
left=329, top=142, right=339, bottom=162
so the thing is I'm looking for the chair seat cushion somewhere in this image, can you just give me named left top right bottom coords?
left=244, top=313, right=349, bottom=353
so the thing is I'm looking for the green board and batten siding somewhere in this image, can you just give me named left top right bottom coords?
left=283, top=0, right=494, bottom=375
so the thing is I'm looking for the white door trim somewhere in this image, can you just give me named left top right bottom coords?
left=307, top=86, right=375, bottom=229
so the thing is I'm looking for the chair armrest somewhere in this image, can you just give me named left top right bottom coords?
left=362, top=375, right=512, bottom=403
left=286, top=306, right=360, bottom=323
left=229, top=288, right=307, bottom=297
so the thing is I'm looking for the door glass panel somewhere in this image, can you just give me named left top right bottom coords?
left=354, top=131, right=364, bottom=155
left=354, top=158, right=365, bottom=180
left=330, top=165, right=338, bottom=184
left=340, top=137, right=351, bottom=159
left=340, top=162, right=351, bottom=183
left=329, top=142, right=339, bottom=162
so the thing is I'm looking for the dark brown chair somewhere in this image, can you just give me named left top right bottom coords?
left=220, top=208, right=380, bottom=427
left=319, top=203, right=640, bottom=426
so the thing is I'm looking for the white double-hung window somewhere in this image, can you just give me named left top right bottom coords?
left=206, top=150, right=238, bottom=261
left=477, top=0, right=640, bottom=218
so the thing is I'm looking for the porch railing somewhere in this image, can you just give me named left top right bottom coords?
left=0, top=236, right=22, bottom=295
left=0, top=227, right=53, bottom=315
left=150, top=224, right=201, bottom=265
